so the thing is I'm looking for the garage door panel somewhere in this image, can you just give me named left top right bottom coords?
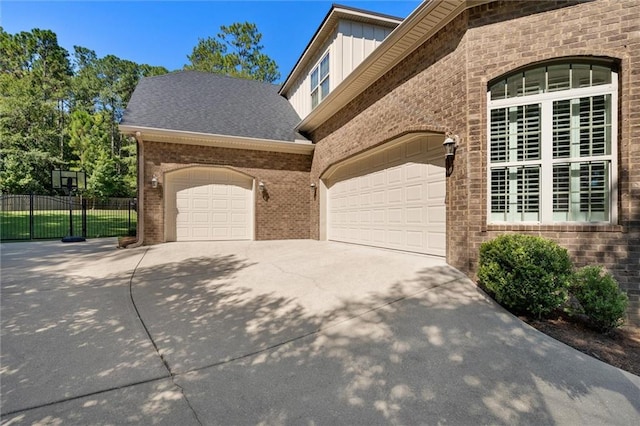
left=428, top=206, right=446, bottom=224
left=176, top=227, right=189, bottom=239
left=388, top=208, right=403, bottom=224
left=372, top=209, right=385, bottom=223
left=406, top=163, right=424, bottom=180
left=231, top=227, right=248, bottom=239
left=406, top=207, right=424, bottom=224
left=388, top=167, right=402, bottom=184
left=359, top=210, right=371, bottom=224
left=212, top=228, right=230, bottom=238
left=387, top=229, right=403, bottom=245
left=428, top=180, right=446, bottom=199
left=348, top=211, right=358, bottom=223
left=231, top=199, right=247, bottom=209
left=359, top=193, right=371, bottom=207
left=327, top=138, right=445, bottom=257
left=359, top=175, right=372, bottom=190
left=212, top=212, right=229, bottom=223
left=372, top=190, right=385, bottom=205
left=191, top=211, right=209, bottom=222
left=372, top=171, right=385, bottom=186
left=192, top=198, right=210, bottom=210
left=406, top=231, right=424, bottom=248
left=212, top=185, right=229, bottom=196
left=176, top=198, right=189, bottom=209
left=387, top=187, right=403, bottom=204
left=230, top=184, right=249, bottom=195
left=406, top=183, right=424, bottom=202
left=428, top=233, right=446, bottom=251
left=231, top=212, right=248, bottom=223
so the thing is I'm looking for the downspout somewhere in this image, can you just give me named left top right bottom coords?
left=128, top=131, right=145, bottom=248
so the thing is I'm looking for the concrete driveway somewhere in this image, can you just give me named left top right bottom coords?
left=1, top=239, right=639, bottom=425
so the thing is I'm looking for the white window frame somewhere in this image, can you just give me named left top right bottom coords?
left=310, top=52, right=330, bottom=110
left=487, top=66, right=618, bottom=225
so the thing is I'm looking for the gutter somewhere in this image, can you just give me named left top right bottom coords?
left=118, top=125, right=314, bottom=155
left=127, top=131, right=145, bottom=248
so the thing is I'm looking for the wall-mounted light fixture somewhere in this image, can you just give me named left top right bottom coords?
left=258, top=181, right=265, bottom=193
left=151, top=175, right=158, bottom=189
left=443, top=135, right=459, bottom=177
left=310, top=183, right=317, bottom=198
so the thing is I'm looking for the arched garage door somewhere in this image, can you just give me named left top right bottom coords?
left=325, top=135, right=446, bottom=257
left=165, top=167, right=254, bottom=241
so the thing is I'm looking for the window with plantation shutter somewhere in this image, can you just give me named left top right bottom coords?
left=488, top=62, right=617, bottom=224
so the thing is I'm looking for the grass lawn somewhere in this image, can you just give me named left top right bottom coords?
left=1, top=210, right=137, bottom=241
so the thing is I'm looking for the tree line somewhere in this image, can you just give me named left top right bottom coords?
left=0, top=22, right=278, bottom=198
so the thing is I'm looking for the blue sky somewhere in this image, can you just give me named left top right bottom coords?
left=1, top=1, right=420, bottom=82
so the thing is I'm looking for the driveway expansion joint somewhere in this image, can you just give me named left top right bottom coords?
left=128, top=248, right=203, bottom=426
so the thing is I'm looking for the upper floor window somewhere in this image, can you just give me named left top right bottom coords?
left=311, top=53, right=330, bottom=109
left=487, top=62, right=617, bottom=224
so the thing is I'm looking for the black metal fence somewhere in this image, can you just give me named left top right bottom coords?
left=0, top=194, right=137, bottom=241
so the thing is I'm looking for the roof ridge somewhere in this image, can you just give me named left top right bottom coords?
left=142, top=69, right=280, bottom=89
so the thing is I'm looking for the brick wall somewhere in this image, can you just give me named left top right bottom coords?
left=142, top=140, right=312, bottom=244
left=309, top=0, right=640, bottom=323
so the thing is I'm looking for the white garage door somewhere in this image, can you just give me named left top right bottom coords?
left=326, top=137, right=446, bottom=256
left=166, top=168, right=253, bottom=242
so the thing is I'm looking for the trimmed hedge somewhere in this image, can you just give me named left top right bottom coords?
left=570, top=266, right=628, bottom=332
left=478, top=234, right=573, bottom=318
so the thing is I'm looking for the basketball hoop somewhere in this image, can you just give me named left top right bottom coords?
left=52, top=169, right=86, bottom=193
left=52, top=169, right=86, bottom=243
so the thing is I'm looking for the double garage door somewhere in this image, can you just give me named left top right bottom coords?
left=326, top=136, right=446, bottom=257
left=165, top=168, right=253, bottom=241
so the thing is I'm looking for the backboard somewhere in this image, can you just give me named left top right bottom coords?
left=52, top=170, right=86, bottom=191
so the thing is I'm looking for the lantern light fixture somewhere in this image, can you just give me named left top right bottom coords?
left=443, top=135, right=459, bottom=177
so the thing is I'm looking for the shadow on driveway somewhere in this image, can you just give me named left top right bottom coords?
left=1, top=240, right=639, bottom=425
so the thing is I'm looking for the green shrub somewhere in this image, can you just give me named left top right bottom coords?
left=478, top=234, right=572, bottom=318
left=570, top=266, right=628, bottom=332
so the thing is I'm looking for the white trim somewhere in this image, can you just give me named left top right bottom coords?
left=610, top=80, right=619, bottom=225
left=488, top=83, right=616, bottom=108
left=119, top=125, right=314, bottom=155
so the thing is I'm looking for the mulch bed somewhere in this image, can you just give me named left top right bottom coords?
left=521, top=312, right=640, bottom=377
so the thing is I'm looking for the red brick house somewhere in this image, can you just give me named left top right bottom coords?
left=120, top=0, right=639, bottom=323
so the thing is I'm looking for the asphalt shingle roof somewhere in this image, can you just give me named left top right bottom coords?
left=121, top=71, right=308, bottom=142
